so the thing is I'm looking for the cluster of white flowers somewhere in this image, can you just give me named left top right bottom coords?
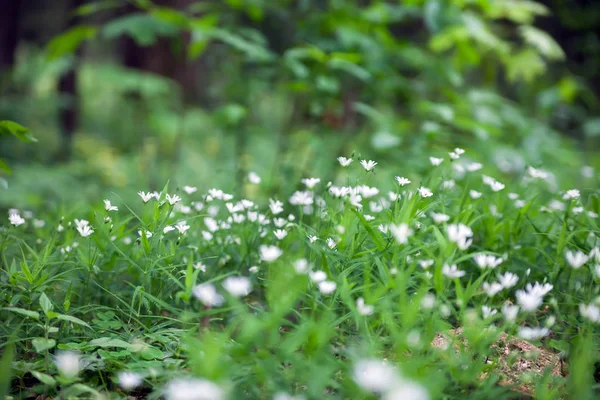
left=353, top=359, right=429, bottom=400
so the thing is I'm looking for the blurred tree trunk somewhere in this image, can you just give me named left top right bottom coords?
left=0, top=1, right=21, bottom=78
left=57, top=0, right=84, bottom=161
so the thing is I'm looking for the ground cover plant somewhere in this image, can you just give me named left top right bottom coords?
left=1, top=149, right=599, bottom=399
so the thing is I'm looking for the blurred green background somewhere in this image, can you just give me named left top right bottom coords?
left=1, top=0, right=599, bottom=209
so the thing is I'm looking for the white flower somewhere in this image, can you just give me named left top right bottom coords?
left=447, top=223, right=472, bottom=250
left=501, top=303, right=519, bottom=322
left=389, top=223, right=413, bottom=245
left=104, top=200, right=118, bottom=212
left=565, top=250, right=588, bottom=269
left=164, top=378, right=224, bottom=400
left=54, top=351, right=81, bottom=378
left=418, top=259, right=434, bottom=269
left=338, top=156, right=353, bottom=166
left=76, top=221, right=94, bottom=238
left=309, top=270, right=327, bottom=283
left=273, top=229, right=288, bottom=240
left=138, top=191, right=154, bottom=203
left=383, top=380, right=430, bottom=400
left=516, top=290, right=543, bottom=312
left=442, top=180, right=455, bottom=190
left=498, top=272, right=518, bottom=288
left=482, top=282, right=503, bottom=297
left=417, top=187, right=433, bottom=198
left=326, top=237, right=337, bottom=249
left=352, top=359, right=398, bottom=393
left=260, top=245, right=283, bottom=262
left=222, top=276, right=252, bottom=297
left=420, top=293, right=436, bottom=309
left=192, top=283, right=224, bottom=307
left=183, top=185, right=197, bottom=194
left=8, top=213, right=25, bottom=226
left=490, top=181, right=505, bottom=192
left=356, top=297, right=374, bottom=316
left=474, top=254, right=503, bottom=269
left=431, top=212, right=449, bottom=224
left=469, top=190, right=482, bottom=199
left=118, top=371, right=143, bottom=390
left=579, top=303, right=600, bottom=323
left=249, top=266, right=259, bottom=273
left=442, top=264, right=465, bottom=278
left=289, top=191, right=313, bottom=206
left=33, top=219, right=45, bottom=228
left=395, top=176, right=411, bottom=186
left=563, top=189, right=580, bottom=200
left=293, top=259, right=310, bottom=274
left=518, top=326, right=549, bottom=340
left=163, top=225, right=175, bottom=234
left=360, top=159, right=377, bottom=171
left=429, top=157, right=444, bottom=166
left=301, top=177, right=321, bottom=189
left=269, top=198, right=284, bottom=215
left=307, top=235, right=318, bottom=243
left=175, top=222, right=190, bottom=235
left=466, top=162, right=483, bottom=172
left=165, top=194, right=181, bottom=205
left=194, top=262, right=207, bottom=272
left=482, top=306, right=497, bottom=319
left=525, top=282, right=553, bottom=297
left=318, top=280, right=337, bottom=295
left=247, top=172, right=261, bottom=184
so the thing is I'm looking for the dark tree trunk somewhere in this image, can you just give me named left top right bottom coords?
left=57, top=0, right=84, bottom=161
left=0, top=1, right=21, bottom=77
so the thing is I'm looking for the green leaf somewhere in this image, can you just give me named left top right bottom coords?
left=32, top=338, right=56, bottom=353
left=141, top=346, right=164, bottom=360
left=31, top=371, right=56, bottom=386
left=57, top=314, right=91, bottom=329
left=520, top=26, right=564, bottom=60
left=39, top=293, right=54, bottom=316
left=89, top=337, right=134, bottom=350
left=103, top=13, right=179, bottom=46
left=2, top=307, right=40, bottom=320
left=0, top=340, right=14, bottom=398
left=0, top=121, right=36, bottom=142
left=46, top=25, right=98, bottom=60
left=0, top=158, right=10, bottom=174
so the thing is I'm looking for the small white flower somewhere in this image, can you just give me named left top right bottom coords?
left=563, top=189, right=580, bottom=200
left=474, top=254, right=503, bottom=269
left=249, top=266, right=259, bottom=273
left=293, top=259, right=310, bottom=274
left=516, top=290, right=543, bottom=312
left=442, top=263, right=465, bottom=278
left=175, top=222, right=190, bottom=235
left=360, top=159, right=377, bottom=171
left=383, top=380, right=430, bottom=400
left=431, top=212, right=449, bottom=224
left=490, top=181, right=505, bottom=192
left=352, top=359, right=398, bottom=393
left=194, top=262, right=207, bottom=272
left=389, top=223, right=413, bottom=245
left=429, top=157, right=444, bottom=166
left=307, top=235, right=318, bottom=243
left=418, top=259, right=434, bottom=269
left=164, top=377, right=225, bottom=400
left=183, top=185, right=197, bottom=194
left=318, top=280, right=337, bottom=295
left=248, top=172, right=261, bottom=184
left=269, top=198, right=284, bottom=215
left=76, top=222, right=94, bottom=238
left=8, top=213, right=25, bottom=226
left=163, top=225, right=175, bottom=234
left=565, top=250, right=588, bottom=269
left=482, top=282, right=503, bottom=297
left=395, top=176, right=411, bottom=186
left=579, top=303, right=600, bottom=323
left=273, top=229, right=288, bottom=240
left=447, top=223, right=473, bottom=250
left=192, top=283, right=224, bottom=306
left=309, top=270, right=327, bottom=283
left=501, top=303, right=519, bottom=322
left=469, top=190, right=482, bottom=199
left=337, top=156, right=353, bottom=167
left=103, top=200, right=118, bottom=212
left=498, top=272, right=518, bottom=288
left=165, top=194, right=181, bottom=205
left=356, top=297, right=374, bottom=316
left=289, top=191, right=313, bottom=206
left=420, top=293, right=436, bottom=309
left=54, top=351, right=81, bottom=378
left=417, top=187, right=433, bottom=198
left=118, top=371, right=143, bottom=390
left=222, top=276, right=252, bottom=297
left=326, top=237, right=337, bottom=250
left=466, top=162, right=483, bottom=172
left=260, top=245, right=283, bottom=262
left=301, top=177, right=321, bottom=189
left=482, top=306, right=497, bottom=319
left=518, top=326, right=549, bottom=340
left=138, top=191, right=154, bottom=203
left=33, top=219, right=45, bottom=228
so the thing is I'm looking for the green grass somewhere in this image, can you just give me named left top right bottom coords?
left=1, top=150, right=599, bottom=399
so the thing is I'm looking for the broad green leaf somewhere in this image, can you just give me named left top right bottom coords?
left=32, top=338, right=56, bottom=352
left=89, top=337, right=134, bottom=350
left=31, top=371, right=56, bottom=386
left=39, top=293, right=54, bottom=316
left=46, top=25, right=98, bottom=60
left=0, top=158, right=10, bottom=174
left=57, top=314, right=91, bottom=329
left=2, top=307, right=40, bottom=320
left=103, top=13, right=179, bottom=46
left=0, top=121, right=36, bottom=143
